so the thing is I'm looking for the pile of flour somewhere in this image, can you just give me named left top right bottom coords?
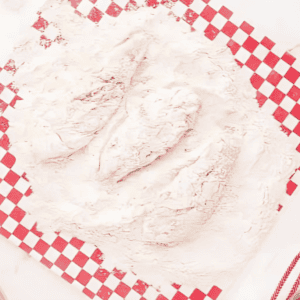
left=7, top=0, right=300, bottom=290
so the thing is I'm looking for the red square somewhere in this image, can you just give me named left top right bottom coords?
left=32, top=16, right=49, bottom=32
left=0, top=116, right=9, bottom=133
left=227, top=39, right=240, bottom=55
left=0, top=227, right=10, bottom=238
left=106, top=2, right=122, bottom=17
left=34, top=239, right=50, bottom=255
left=270, top=89, right=285, bottom=105
left=52, top=236, right=68, bottom=252
left=115, top=282, right=131, bottom=297
left=133, top=280, right=149, bottom=295
left=288, top=85, right=300, bottom=101
left=221, top=21, right=238, bottom=38
left=273, top=106, right=288, bottom=123
left=180, top=0, right=193, bottom=6
left=207, top=286, right=222, bottom=300
left=0, top=100, right=8, bottom=113
left=0, top=194, right=4, bottom=205
left=183, top=9, right=199, bottom=25
left=10, top=206, right=26, bottom=222
left=263, top=52, right=280, bottom=68
left=287, top=180, right=297, bottom=195
left=91, top=248, right=104, bottom=264
left=1, top=152, right=16, bottom=168
left=282, top=123, right=291, bottom=136
left=172, top=283, right=181, bottom=289
left=293, top=122, right=300, bottom=136
left=240, top=21, right=254, bottom=34
left=90, top=0, right=97, bottom=3
left=0, top=83, right=4, bottom=94
left=297, top=143, right=300, bottom=152
left=266, top=70, right=282, bottom=86
left=69, top=0, right=82, bottom=8
left=10, top=95, right=23, bottom=108
left=94, top=268, right=110, bottom=283
left=204, top=24, right=219, bottom=40
left=41, top=257, right=53, bottom=269
left=242, top=36, right=259, bottom=53
left=250, top=73, right=264, bottom=89
left=246, top=55, right=261, bottom=72
left=200, top=5, right=217, bottom=22
left=113, top=268, right=126, bottom=280
left=19, top=242, right=32, bottom=254
left=4, top=170, right=20, bottom=186
left=261, top=37, right=275, bottom=50
left=190, top=289, right=206, bottom=300
left=218, top=6, right=232, bottom=19
left=202, top=0, right=210, bottom=3
left=70, top=237, right=84, bottom=250
left=172, top=291, right=188, bottom=300
left=62, top=272, right=74, bottom=283
left=83, top=288, right=95, bottom=299
left=0, top=211, right=8, bottom=226
left=55, top=254, right=71, bottom=271
left=285, top=67, right=300, bottom=84
left=282, top=52, right=296, bottom=65
left=0, top=134, right=10, bottom=150
left=256, top=91, right=268, bottom=107
left=88, top=7, right=104, bottom=23
left=277, top=204, right=283, bottom=211
left=7, top=188, right=22, bottom=204
left=73, top=251, right=89, bottom=267
left=157, top=295, right=168, bottom=300
left=76, top=270, right=92, bottom=286
left=97, top=285, right=113, bottom=300
left=31, top=222, right=43, bottom=237
left=291, top=103, right=300, bottom=120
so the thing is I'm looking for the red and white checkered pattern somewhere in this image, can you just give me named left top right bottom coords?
left=1, top=0, right=300, bottom=298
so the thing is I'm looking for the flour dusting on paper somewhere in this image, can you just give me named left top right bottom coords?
left=7, top=0, right=300, bottom=290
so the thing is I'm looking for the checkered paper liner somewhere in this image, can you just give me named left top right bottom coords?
left=1, top=0, right=300, bottom=299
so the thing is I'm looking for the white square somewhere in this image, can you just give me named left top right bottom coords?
left=58, top=232, right=72, bottom=242
left=43, top=24, right=60, bottom=40
left=274, top=59, right=291, bottom=76
left=235, top=47, right=251, bottom=64
left=259, top=81, right=275, bottom=98
left=291, top=170, right=300, bottom=185
left=250, top=30, right=265, bottom=44
left=253, top=44, right=270, bottom=61
left=42, top=232, right=58, bottom=245
left=260, top=99, right=278, bottom=115
left=13, top=178, right=30, bottom=194
left=2, top=217, right=18, bottom=232
left=0, top=88, right=15, bottom=104
left=213, top=31, right=230, bottom=46
left=65, top=261, right=81, bottom=278
left=178, top=285, right=195, bottom=297
left=113, top=0, right=128, bottom=9
left=51, top=264, right=64, bottom=277
left=122, top=272, right=138, bottom=287
left=282, top=114, right=299, bottom=130
left=271, top=43, right=287, bottom=59
left=159, top=285, right=177, bottom=299
left=10, top=163, right=24, bottom=176
left=143, top=286, right=159, bottom=300
left=76, top=0, right=95, bottom=15
left=276, top=77, right=293, bottom=94
left=19, top=215, right=36, bottom=230
left=8, top=234, right=22, bottom=246
left=71, top=280, right=84, bottom=291
left=0, top=147, right=7, bottom=160
left=80, top=242, right=97, bottom=257
left=83, top=259, right=99, bottom=274
left=44, top=247, right=61, bottom=262
left=171, top=1, right=188, bottom=17
left=256, top=63, right=272, bottom=79
left=126, top=289, right=140, bottom=300
left=210, top=13, right=227, bottom=30
left=103, top=274, right=120, bottom=290
left=109, top=293, right=123, bottom=300
left=280, top=96, right=296, bottom=113
left=240, top=64, right=254, bottom=79
left=86, top=277, right=103, bottom=294
left=0, top=181, right=12, bottom=197
left=62, top=244, right=78, bottom=260
left=101, top=259, right=115, bottom=272
left=232, top=28, right=249, bottom=45
left=23, top=231, right=39, bottom=248
left=0, top=199, right=15, bottom=214
left=192, top=15, right=208, bottom=32
left=207, top=0, right=223, bottom=11
left=189, top=0, right=206, bottom=14
left=229, top=12, right=244, bottom=27
left=95, top=0, right=112, bottom=12
left=0, top=71, right=13, bottom=86
left=0, top=163, right=10, bottom=179
left=288, top=132, right=300, bottom=149
left=30, top=250, right=43, bottom=262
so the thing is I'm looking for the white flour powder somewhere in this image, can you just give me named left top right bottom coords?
left=7, top=0, right=300, bottom=291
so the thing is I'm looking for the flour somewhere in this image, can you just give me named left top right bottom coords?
left=7, top=0, right=300, bottom=291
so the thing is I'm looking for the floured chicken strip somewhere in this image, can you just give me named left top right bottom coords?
left=7, top=1, right=299, bottom=291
